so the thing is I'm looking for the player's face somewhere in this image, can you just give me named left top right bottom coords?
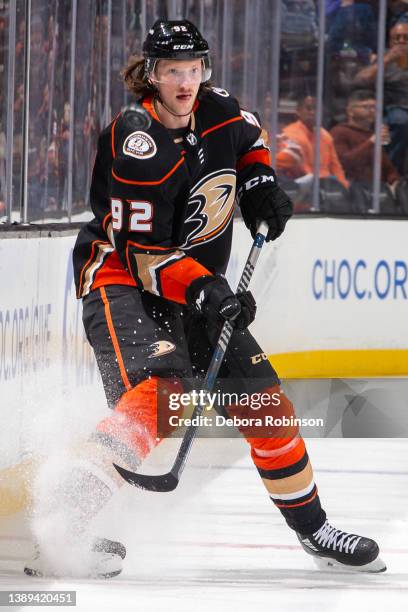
left=152, top=59, right=202, bottom=114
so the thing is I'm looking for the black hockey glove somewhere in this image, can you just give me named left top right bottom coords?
left=238, top=171, right=293, bottom=242
left=186, top=275, right=256, bottom=330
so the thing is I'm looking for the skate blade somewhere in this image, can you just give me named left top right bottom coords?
left=312, top=555, right=387, bottom=573
left=24, top=565, right=122, bottom=580
left=24, top=567, right=42, bottom=577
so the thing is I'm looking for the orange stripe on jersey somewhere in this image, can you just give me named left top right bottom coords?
left=111, top=116, right=119, bottom=159
left=236, top=148, right=271, bottom=172
left=142, top=95, right=199, bottom=123
left=78, top=239, right=108, bottom=297
left=112, top=156, right=185, bottom=186
left=100, top=287, right=132, bottom=391
left=102, top=212, right=112, bottom=232
left=142, top=97, right=161, bottom=122
left=201, top=116, right=243, bottom=138
left=92, top=250, right=137, bottom=291
left=160, top=257, right=212, bottom=304
left=274, top=488, right=318, bottom=509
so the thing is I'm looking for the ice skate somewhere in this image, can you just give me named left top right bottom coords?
left=24, top=537, right=126, bottom=579
left=297, top=520, right=386, bottom=573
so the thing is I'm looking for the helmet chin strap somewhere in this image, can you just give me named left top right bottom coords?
left=154, top=93, right=193, bottom=118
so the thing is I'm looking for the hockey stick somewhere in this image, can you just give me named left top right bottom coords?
left=113, top=221, right=269, bottom=492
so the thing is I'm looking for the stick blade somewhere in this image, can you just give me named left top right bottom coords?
left=113, top=463, right=179, bottom=492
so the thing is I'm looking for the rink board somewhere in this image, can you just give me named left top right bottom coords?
left=228, top=219, right=408, bottom=376
left=1, top=217, right=407, bottom=389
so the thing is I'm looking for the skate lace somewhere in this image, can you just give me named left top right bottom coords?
left=313, top=520, right=361, bottom=554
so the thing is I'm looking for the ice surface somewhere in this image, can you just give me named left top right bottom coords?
left=1, top=437, right=407, bottom=611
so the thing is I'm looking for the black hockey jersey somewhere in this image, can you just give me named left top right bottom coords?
left=73, top=88, right=274, bottom=303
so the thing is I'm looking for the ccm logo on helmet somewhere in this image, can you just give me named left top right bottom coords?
left=173, top=44, right=194, bottom=50
left=123, top=131, right=157, bottom=159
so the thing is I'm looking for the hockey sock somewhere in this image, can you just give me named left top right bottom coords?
left=242, top=387, right=326, bottom=535
left=95, top=376, right=184, bottom=461
left=35, top=459, right=119, bottom=541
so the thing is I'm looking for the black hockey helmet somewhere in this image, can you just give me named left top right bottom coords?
left=143, top=20, right=212, bottom=82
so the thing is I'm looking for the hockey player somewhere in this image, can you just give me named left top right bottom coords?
left=25, top=20, right=385, bottom=578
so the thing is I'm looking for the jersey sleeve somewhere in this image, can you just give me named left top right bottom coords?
left=108, top=114, right=211, bottom=304
left=235, top=108, right=278, bottom=206
left=89, top=129, right=116, bottom=230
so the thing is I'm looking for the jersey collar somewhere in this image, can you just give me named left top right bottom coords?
left=142, top=94, right=200, bottom=126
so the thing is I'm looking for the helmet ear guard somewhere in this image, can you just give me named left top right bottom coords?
left=201, top=56, right=212, bottom=82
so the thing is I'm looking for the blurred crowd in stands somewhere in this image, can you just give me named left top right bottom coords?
left=0, top=0, right=407, bottom=221
left=276, top=0, right=408, bottom=214
left=0, top=0, right=141, bottom=220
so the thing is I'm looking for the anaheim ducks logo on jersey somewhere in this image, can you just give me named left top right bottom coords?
left=147, top=340, right=176, bottom=359
left=182, top=169, right=236, bottom=249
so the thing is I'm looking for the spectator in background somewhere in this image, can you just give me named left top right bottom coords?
left=354, top=16, right=408, bottom=174
left=326, top=0, right=342, bottom=19
left=324, top=1, right=377, bottom=127
left=29, top=14, right=48, bottom=140
left=388, top=1, right=408, bottom=27
left=327, top=0, right=377, bottom=64
left=280, top=1, right=318, bottom=101
left=331, top=90, right=400, bottom=189
left=277, top=95, right=348, bottom=188
left=325, top=43, right=368, bottom=126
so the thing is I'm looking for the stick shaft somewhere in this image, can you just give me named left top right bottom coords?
left=170, top=221, right=269, bottom=478
left=113, top=221, right=269, bottom=491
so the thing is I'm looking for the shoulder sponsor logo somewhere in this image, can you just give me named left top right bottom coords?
left=123, top=131, right=157, bottom=159
left=212, top=87, right=230, bottom=97
left=182, top=169, right=236, bottom=248
left=240, top=109, right=261, bottom=127
left=148, top=340, right=176, bottom=359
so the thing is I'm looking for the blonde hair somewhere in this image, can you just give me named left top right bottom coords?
left=121, top=55, right=155, bottom=98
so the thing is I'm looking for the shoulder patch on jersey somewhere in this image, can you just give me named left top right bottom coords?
left=123, top=131, right=157, bottom=159
left=211, top=87, right=230, bottom=97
